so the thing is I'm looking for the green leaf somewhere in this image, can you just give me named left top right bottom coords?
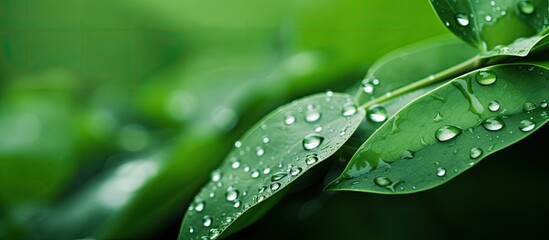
left=481, top=33, right=549, bottom=58
left=327, top=64, right=549, bottom=194
left=358, top=36, right=478, bottom=103
left=179, top=92, right=365, bottom=240
left=430, top=0, right=549, bottom=51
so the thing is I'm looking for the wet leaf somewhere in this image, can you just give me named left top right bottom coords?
left=327, top=64, right=549, bottom=194
left=481, top=33, right=549, bottom=58
left=430, top=0, right=549, bottom=51
left=179, top=93, right=365, bottom=239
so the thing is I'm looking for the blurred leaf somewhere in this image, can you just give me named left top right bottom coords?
left=180, top=93, right=365, bottom=240
left=327, top=64, right=549, bottom=193
left=430, top=0, right=548, bottom=51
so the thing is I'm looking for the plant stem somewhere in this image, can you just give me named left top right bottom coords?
left=358, top=54, right=483, bottom=110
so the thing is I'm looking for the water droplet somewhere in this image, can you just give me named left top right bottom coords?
left=518, top=0, right=535, bottom=14
left=226, top=187, right=239, bottom=202
left=203, top=216, right=213, bottom=227
left=305, top=154, right=319, bottom=165
left=256, top=146, right=265, bottom=157
left=488, top=100, right=501, bottom=112
left=271, top=172, right=288, bottom=181
left=270, top=182, right=281, bottom=191
left=305, top=105, right=321, bottom=122
left=194, top=201, right=205, bottom=212
left=314, top=125, right=323, bottom=132
left=231, top=161, right=240, bottom=169
left=401, top=150, right=415, bottom=160
left=374, top=177, right=392, bottom=187
left=436, top=167, right=446, bottom=177
left=455, top=13, right=470, bottom=26
left=234, top=141, right=242, bottom=148
left=522, top=101, right=537, bottom=112
left=284, top=114, right=296, bottom=125
left=211, top=171, right=221, bottom=182
left=367, top=105, right=387, bottom=122
left=433, top=112, right=444, bottom=122
left=435, top=125, right=462, bottom=142
left=485, top=15, right=492, bottom=22
left=540, top=100, right=547, bottom=108
left=209, top=228, right=221, bottom=239
left=470, top=147, right=483, bottom=159
left=519, top=119, right=536, bottom=132
left=263, top=168, right=271, bottom=174
left=188, top=227, right=194, bottom=234
left=342, top=103, right=358, bottom=117
left=233, top=200, right=241, bottom=208
left=262, top=136, right=270, bottom=144
left=326, top=90, right=334, bottom=97
left=250, top=169, right=260, bottom=179
left=258, top=186, right=267, bottom=194
left=482, top=117, right=505, bottom=131
left=290, top=166, right=302, bottom=176
left=302, top=134, right=324, bottom=150
left=362, top=79, right=378, bottom=94
left=243, top=166, right=250, bottom=172
left=475, top=70, right=497, bottom=86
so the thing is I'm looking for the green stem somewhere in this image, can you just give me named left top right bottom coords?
left=358, top=54, right=483, bottom=110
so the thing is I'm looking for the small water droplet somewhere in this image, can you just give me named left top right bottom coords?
left=203, top=216, right=213, bottom=227
left=250, top=170, right=260, bottom=179
left=211, top=171, right=221, bottom=182
left=231, top=161, right=240, bottom=169
left=326, top=90, right=334, bottom=97
left=342, top=103, right=358, bottom=117
left=518, top=0, right=535, bottom=14
left=485, top=15, right=492, bottom=22
left=189, top=227, right=194, bottom=234
left=234, top=141, right=242, bottom=148
left=284, top=114, right=296, bottom=125
left=262, top=136, right=270, bottom=144
left=195, top=201, right=205, bottom=212
left=305, top=154, right=319, bottom=165
left=522, top=101, right=537, bottom=112
left=243, top=166, right=250, bottom=172
left=302, top=134, right=324, bottom=150
left=470, top=147, right=483, bottom=159
left=433, top=112, right=444, bottom=122
left=362, top=79, right=378, bottom=94
left=305, top=105, right=321, bottom=122
left=256, top=146, right=265, bottom=156
left=540, top=100, right=547, bottom=108
left=488, top=100, right=501, bottom=112
left=314, top=125, right=323, bottom=132
left=263, top=168, right=271, bottom=174
left=435, top=125, right=462, bottom=142
left=401, top=150, right=415, bottom=160
left=290, top=166, right=302, bottom=176
left=232, top=200, right=241, bottom=208
left=482, top=117, right=505, bottom=131
left=367, top=105, right=387, bottom=123
left=270, top=182, right=281, bottom=191
left=519, top=119, right=536, bottom=132
left=209, top=228, right=221, bottom=239
left=476, top=70, right=497, bottom=86
left=455, top=13, right=470, bottom=26
left=271, top=172, right=288, bottom=181
left=374, top=177, right=392, bottom=187
left=226, top=187, right=239, bottom=202
left=436, top=167, right=446, bottom=177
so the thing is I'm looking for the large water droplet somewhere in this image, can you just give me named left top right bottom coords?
left=475, top=70, right=497, bottom=86
left=226, top=187, right=239, bottom=202
left=374, top=177, right=392, bottom=187
left=203, top=216, right=213, bottom=227
left=195, top=201, right=205, bottom=212
left=482, top=117, right=505, bottom=131
left=522, top=101, right=537, bottom=112
left=488, top=100, right=501, bottom=112
left=256, top=146, right=265, bottom=157
left=290, top=166, right=302, bottom=176
left=284, top=114, right=296, bottom=125
left=435, top=125, right=462, bottom=142
left=270, top=182, right=281, bottom=191
left=305, top=154, right=319, bottom=165
left=470, top=147, right=483, bottom=159
left=519, top=119, right=536, bottom=132
left=302, top=134, right=324, bottom=150
left=455, top=13, right=470, bottom=26
left=342, top=103, right=358, bottom=117
left=518, top=0, right=535, bottom=14
left=436, top=167, right=446, bottom=177
left=271, top=172, right=288, bottom=181
left=367, top=105, right=387, bottom=123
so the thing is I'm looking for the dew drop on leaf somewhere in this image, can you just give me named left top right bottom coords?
left=455, top=13, right=470, bottom=26
left=401, top=150, right=415, bottom=160
left=540, top=100, right=547, bottom=108
left=374, top=177, right=392, bottom=187
left=262, top=136, right=270, bottom=144
left=233, top=200, right=241, bottom=208
left=518, top=0, right=535, bottom=14
left=189, top=227, right=194, bottom=234
left=482, top=117, right=505, bottom=131
left=302, top=134, right=324, bottom=150
left=475, top=70, right=497, bottom=86
left=226, top=187, right=239, bottom=202
left=305, top=153, right=319, bottom=165
left=250, top=169, right=260, bottom=179
left=470, top=147, right=483, bottom=159
left=305, top=105, right=321, bottom=122
left=231, top=161, right=240, bottom=169
left=435, top=125, right=462, bottom=142
left=195, top=201, right=205, bottom=212
left=284, top=114, right=296, bottom=125
left=488, top=100, right=501, bottom=112
left=211, top=171, right=221, bottom=182
left=234, top=141, right=242, bottom=148
left=436, top=167, right=446, bottom=177
left=255, top=146, right=265, bottom=157
left=342, top=102, right=358, bottom=117
left=290, top=166, right=302, bottom=176
left=262, top=168, right=271, bottom=174
left=519, top=119, right=536, bottom=132
left=270, top=182, right=281, bottom=191
left=367, top=105, right=388, bottom=123
left=522, top=101, right=537, bottom=112
left=271, top=172, right=288, bottom=181
left=209, top=228, right=221, bottom=239
left=203, top=216, right=213, bottom=227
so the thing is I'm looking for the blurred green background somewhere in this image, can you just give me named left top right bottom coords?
left=1, top=0, right=547, bottom=239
